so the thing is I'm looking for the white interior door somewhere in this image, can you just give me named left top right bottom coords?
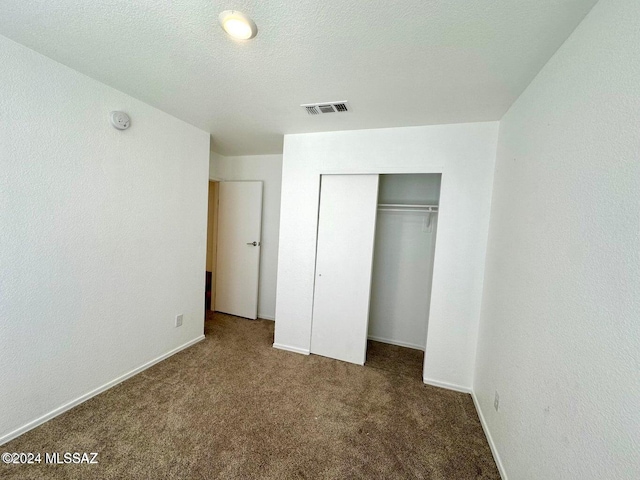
left=310, top=174, right=379, bottom=365
left=215, top=181, right=263, bottom=319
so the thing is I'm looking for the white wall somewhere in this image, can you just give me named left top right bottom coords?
left=210, top=153, right=282, bottom=320
left=274, top=123, right=498, bottom=389
left=474, top=0, right=640, bottom=478
left=377, top=173, right=441, bottom=205
left=0, top=35, right=210, bottom=443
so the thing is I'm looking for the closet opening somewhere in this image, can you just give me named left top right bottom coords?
left=365, top=174, right=441, bottom=379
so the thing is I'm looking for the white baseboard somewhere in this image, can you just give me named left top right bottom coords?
left=421, top=379, right=506, bottom=478
left=471, top=392, right=507, bottom=480
left=258, top=313, right=275, bottom=321
left=422, top=377, right=472, bottom=394
left=272, top=343, right=310, bottom=355
left=367, top=335, right=425, bottom=351
left=0, top=335, right=205, bottom=446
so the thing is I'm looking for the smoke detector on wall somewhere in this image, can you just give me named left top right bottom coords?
left=301, top=101, right=351, bottom=115
left=110, top=111, right=130, bottom=130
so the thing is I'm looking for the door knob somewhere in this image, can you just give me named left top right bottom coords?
left=246, top=241, right=259, bottom=246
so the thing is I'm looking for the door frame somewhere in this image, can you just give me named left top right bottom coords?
left=214, top=180, right=263, bottom=320
left=308, top=167, right=445, bottom=376
left=207, top=175, right=224, bottom=313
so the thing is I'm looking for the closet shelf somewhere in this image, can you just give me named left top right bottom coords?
left=377, top=203, right=439, bottom=212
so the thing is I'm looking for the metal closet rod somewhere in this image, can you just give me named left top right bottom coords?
left=377, top=203, right=439, bottom=212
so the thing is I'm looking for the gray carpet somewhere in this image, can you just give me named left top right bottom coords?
left=1, top=312, right=499, bottom=479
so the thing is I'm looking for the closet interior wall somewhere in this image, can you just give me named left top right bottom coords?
left=368, top=174, right=441, bottom=351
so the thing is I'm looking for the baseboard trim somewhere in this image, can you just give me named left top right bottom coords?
left=0, top=335, right=205, bottom=446
left=471, top=392, right=507, bottom=480
left=368, top=335, right=425, bottom=351
left=258, top=314, right=275, bottom=321
left=272, top=343, right=310, bottom=355
left=421, top=379, right=505, bottom=478
left=422, top=377, right=472, bottom=394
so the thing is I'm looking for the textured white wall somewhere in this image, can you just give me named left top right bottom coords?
left=377, top=173, right=441, bottom=205
left=274, top=123, right=498, bottom=389
left=209, top=153, right=283, bottom=320
left=0, top=35, right=210, bottom=443
left=474, top=0, right=640, bottom=478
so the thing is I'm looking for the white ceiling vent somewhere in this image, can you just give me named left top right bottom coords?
left=301, top=101, right=350, bottom=115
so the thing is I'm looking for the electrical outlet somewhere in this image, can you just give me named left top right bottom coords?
left=175, top=314, right=183, bottom=328
left=494, top=391, right=500, bottom=412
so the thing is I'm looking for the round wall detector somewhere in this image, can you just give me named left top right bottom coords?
left=110, top=111, right=131, bottom=130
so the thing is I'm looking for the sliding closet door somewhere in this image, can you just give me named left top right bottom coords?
left=310, top=174, right=379, bottom=365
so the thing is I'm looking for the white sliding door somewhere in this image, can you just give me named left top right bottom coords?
left=310, top=174, right=379, bottom=365
left=215, top=181, right=263, bottom=320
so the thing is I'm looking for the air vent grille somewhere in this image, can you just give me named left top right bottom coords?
left=318, top=105, right=335, bottom=114
left=301, top=101, right=351, bottom=115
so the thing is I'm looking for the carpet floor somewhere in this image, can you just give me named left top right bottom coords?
left=1, top=312, right=499, bottom=479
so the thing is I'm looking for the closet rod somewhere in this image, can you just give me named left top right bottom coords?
left=377, top=208, right=438, bottom=213
left=377, top=203, right=438, bottom=212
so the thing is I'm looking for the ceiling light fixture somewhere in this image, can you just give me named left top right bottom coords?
left=219, top=10, right=258, bottom=40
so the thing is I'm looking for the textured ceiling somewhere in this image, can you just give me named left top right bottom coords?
left=0, top=1, right=598, bottom=155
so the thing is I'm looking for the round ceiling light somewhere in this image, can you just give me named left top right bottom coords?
left=219, top=10, right=258, bottom=40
